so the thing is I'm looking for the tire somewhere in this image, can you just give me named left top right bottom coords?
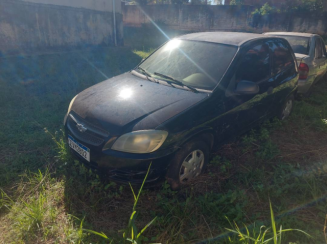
left=166, top=139, right=210, bottom=190
left=278, top=94, right=294, bottom=120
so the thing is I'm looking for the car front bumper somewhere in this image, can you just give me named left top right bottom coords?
left=68, top=135, right=176, bottom=185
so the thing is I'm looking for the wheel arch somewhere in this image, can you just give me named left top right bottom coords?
left=178, top=128, right=215, bottom=150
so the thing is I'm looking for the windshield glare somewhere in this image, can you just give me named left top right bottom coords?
left=139, top=40, right=238, bottom=90
left=277, top=36, right=310, bottom=55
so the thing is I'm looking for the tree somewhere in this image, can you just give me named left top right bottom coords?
left=171, top=0, right=188, bottom=4
left=135, top=0, right=148, bottom=5
left=190, top=0, right=208, bottom=4
left=297, top=0, right=323, bottom=12
left=230, top=0, right=244, bottom=5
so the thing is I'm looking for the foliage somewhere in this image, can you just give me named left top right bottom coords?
left=133, top=49, right=154, bottom=59
left=135, top=0, right=149, bottom=5
left=294, top=0, right=324, bottom=12
left=251, top=0, right=325, bottom=17
left=252, top=0, right=324, bottom=14
left=226, top=201, right=311, bottom=243
left=189, top=0, right=209, bottom=4
left=171, top=0, right=189, bottom=5
left=230, top=0, right=244, bottom=5
left=0, top=169, right=86, bottom=243
left=252, top=3, right=277, bottom=16
left=84, top=164, right=157, bottom=244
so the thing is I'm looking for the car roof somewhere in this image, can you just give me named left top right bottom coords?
left=177, top=32, right=271, bottom=47
left=264, top=32, right=316, bottom=38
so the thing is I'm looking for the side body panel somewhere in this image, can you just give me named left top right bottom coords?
left=160, top=38, right=298, bottom=150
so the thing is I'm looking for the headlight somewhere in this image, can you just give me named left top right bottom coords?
left=64, top=95, right=78, bottom=125
left=111, top=130, right=168, bottom=153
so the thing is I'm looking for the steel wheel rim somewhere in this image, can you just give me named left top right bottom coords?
left=282, top=99, right=293, bottom=120
left=179, top=150, right=205, bottom=183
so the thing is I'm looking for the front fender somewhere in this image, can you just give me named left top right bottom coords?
left=173, top=127, right=215, bottom=150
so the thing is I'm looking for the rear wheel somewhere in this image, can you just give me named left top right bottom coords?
left=166, top=139, right=209, bottom=190
left=279, top=95, right=294, bottom=120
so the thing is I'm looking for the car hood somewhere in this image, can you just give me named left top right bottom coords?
left=71, top=72, right=208, bottom=135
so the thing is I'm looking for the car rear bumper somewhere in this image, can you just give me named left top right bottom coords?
left=297, top=75, right=316, bottom=94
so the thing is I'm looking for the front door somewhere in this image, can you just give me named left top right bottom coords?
left=268, top=38, right=299, bottom=112
left=220, top=40, right=275, bottom=140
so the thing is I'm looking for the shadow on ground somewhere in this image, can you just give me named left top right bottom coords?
left=0, top=46, right=142, bottom=188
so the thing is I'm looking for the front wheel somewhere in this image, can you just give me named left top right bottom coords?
left=166, top=139, right=210, bottom=190
left=278, top=95, right=294, bottom=120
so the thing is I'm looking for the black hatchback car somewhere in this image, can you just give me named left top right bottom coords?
left=64, top=32, right=298, bottom=189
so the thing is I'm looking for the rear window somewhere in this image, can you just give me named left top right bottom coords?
left=275, top=36, right=310, bottom=55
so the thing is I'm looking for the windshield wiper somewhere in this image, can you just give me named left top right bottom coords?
left=154, top=72, right=198, bottom=93
left=136, top=67, right=152, bottom=78
left=135, top=67, right=159, bottom=84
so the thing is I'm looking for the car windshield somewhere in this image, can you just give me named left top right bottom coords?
left=276, top=36, right=310, bottom=55
left=138, top=40, right=238, bottom=90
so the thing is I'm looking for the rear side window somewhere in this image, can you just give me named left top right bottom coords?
left=269, top=39, right=294, bottom=75
left=316, top=38, right=326, bottom=58
left=235, top=43, right=270, bottom=83
left=322, top=39, right=327, bottom=57
left=315, top=38, right=323, bottom=58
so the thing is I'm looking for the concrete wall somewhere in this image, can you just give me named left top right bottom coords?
left=122, top=5, right=253, bottom=31
left=251, top=12, right=327, bottom=36
left=225, top=0, right=299, bottom=7
left=21, top=0, right=121, bottom=13
left=122, top=4, right=327, bottom=36
left=0, top=0, right=123, bottom=54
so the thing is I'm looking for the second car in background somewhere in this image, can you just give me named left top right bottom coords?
left=265, top=32, right=327, bottom=94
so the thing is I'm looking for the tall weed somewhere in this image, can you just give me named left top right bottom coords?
left=226, top=201, right=311, bottom=243
left=84, top=163, right=157, bottom=244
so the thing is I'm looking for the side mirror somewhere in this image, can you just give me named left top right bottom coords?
left=235, top=80, right=259, bottom=95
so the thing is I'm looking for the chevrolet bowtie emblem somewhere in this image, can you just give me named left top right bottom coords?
left=76, top=123, right=87, bottom=133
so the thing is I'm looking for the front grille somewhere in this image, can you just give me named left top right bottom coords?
left=67, top=113, right=109, bottom=146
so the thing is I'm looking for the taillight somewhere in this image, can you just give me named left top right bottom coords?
left=298, top=63, right=309, bottom=80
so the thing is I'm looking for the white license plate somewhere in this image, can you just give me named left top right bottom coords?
left=68, top=135, right=90, bottom=162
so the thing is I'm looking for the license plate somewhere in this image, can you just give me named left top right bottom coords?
left=68, top=135, right=90, bottom=162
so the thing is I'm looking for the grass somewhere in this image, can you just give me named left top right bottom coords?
left=83, top=163, right=157, bottom=243
left=225, top=201, right=311, bottom=244
left=1, top=28, right=327, bottom=243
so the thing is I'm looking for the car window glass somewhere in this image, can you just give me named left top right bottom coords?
left=269, top=39, right=294, bottom=75
left=319, top=38, right=326, bottom=57
left=315, top=38, right=323, bottom=59
left=225, top=42, right=270, bottom=97
left=236, top=43, right=270, bottom=83
left=274, top=36, right=310, bottom=55
left=139, top=40, right=238, bottom=90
